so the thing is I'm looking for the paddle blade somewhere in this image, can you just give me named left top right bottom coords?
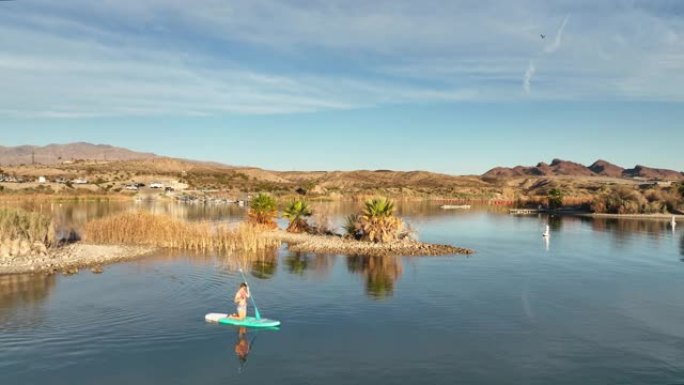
left=255, top=307, right=261, bottom=320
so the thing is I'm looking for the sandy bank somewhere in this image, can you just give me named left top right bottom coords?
left=263, top=230, right=474, bottom=256
left=0, top=244, right=158, bottom=275
left=574, top=213, right=684, bottom=220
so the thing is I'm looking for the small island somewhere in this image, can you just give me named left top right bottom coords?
left=0, top=196, right=473, bottom=275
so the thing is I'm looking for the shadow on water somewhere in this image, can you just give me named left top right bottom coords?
left=346, top=255, right=403, bottom=299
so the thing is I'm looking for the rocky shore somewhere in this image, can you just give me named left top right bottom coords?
left=0, top=230, right=473, bottom=275
left=0, top=243, right=158, bottom=275
left=574, top=213, right=684, bottom=220
left=265, top=230, right=474, bottom=256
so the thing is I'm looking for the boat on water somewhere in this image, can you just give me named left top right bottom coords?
left=440, top=204, right=471, bottom=210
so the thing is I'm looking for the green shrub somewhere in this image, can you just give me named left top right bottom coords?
left=282, top=200, right=313, bottom=233
left=548, top=188, right=564, bottom=209
left=247, top=193, right=278, bottom=228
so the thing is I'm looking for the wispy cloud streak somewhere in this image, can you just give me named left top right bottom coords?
left=544, top=15, right=570, bottom=54
left=523, top=14, right=570, bottom=94
left=523, top=61, right=536, bottom=94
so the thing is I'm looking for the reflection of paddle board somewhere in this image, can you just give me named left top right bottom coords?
left=205, top=313, right=281, bottom=328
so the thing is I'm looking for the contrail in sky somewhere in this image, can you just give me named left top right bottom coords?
left=523, top=15, right=570, bottom=94
left=544, top=15, right=570, bottom=54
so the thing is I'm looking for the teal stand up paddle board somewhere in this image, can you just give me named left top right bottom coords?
left=206, top=268, right=280, bottom=329
left=205, top=313, right=280, bottom=328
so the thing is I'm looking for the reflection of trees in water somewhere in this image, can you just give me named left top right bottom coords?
left=285, top=253, right=309, bottom=275
left=0, top=274, right=56, bottom=311
left=587, top=217, right=671, bottom=243
left=214, top=246, right=280, bottom=279
left=548, top=215, right=562, bottom=231
left=680, top=234, right=684, bottom=259
left=284, top=252, right=335, bottom=278
left=249, top=247, right=279, bottom=280
left=346, top=255, right=403, bottom=299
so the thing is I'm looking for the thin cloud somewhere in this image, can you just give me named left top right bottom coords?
left=523, top=61, right=536, bottom=94
left=544, top=15, right=570, bottom=54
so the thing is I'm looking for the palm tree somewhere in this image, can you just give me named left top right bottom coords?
left=362, top=198, right=395, bottom=218
left=247, top=193, right=277, bottom=228
left=358, top=198, right=403, bottom=243
left=282, top=200, right=313, bottom=233
left=343, top=214, right=361, bottom=240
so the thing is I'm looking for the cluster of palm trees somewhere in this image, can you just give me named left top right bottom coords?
left=246, top=193, right=313, bottom=232
left=247, top=194, right=409, bottom=243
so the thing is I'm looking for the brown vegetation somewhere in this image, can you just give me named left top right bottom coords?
left=84, top=211, right=280, bottom=252
left=0, top=208, right=54, bottom=247
left=591, top=185, right=682, bottom=214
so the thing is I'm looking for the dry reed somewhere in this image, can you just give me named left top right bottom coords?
left=0, top=208, right=55, bottom=246
left=83, top=211, right=280, bottom=252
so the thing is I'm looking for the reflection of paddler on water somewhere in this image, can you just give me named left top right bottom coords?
left=234, top=327, right=251, bottom=371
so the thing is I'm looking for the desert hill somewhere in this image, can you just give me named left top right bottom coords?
left=483, top=159, right=684, bottom=181
left=0, top=142, right=157, bottom=166
left=1, top=144, right=683, bottom=202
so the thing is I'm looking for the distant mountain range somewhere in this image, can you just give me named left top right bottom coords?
left=0, top=142, right=157, bottom=166
left=483, top=158, right=684, bottom=181
left=1, top=143, right=682, bottom=184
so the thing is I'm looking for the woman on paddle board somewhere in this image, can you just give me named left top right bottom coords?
left=229, top=282, right=250, bottom=320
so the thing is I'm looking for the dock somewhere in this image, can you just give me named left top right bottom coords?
left=509, top=208, right=541, bottom=215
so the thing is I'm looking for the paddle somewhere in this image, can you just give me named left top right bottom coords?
left=238, top=268, right=262, bottom=320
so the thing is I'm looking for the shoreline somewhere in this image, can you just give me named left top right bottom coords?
left=571, top=213, right=684, bottom=220
left=263, top=230, right=474, bottom=256
left=0, top=244, right=159, bottom=275
left=0, top=230, right=473, bottom=275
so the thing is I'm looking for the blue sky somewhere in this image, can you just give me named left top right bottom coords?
left=1, top=0, right=683, bottom=174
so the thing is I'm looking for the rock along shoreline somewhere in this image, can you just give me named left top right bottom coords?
left=0, top=231, right=473, bottom=275
left=0, top=244, right=159, bottom=275
left=263, top=230, right=475, bottom=257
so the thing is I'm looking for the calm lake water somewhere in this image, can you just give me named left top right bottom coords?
left=2, top=202, right=684, bottom=385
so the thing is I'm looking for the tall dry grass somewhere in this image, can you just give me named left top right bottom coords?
left=83, top=211, right=280, bottom=252
left=0, top=208, right=55, bottom=246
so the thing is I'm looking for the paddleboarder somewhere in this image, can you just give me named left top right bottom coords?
left=229, top=282, right=250, bottom=320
